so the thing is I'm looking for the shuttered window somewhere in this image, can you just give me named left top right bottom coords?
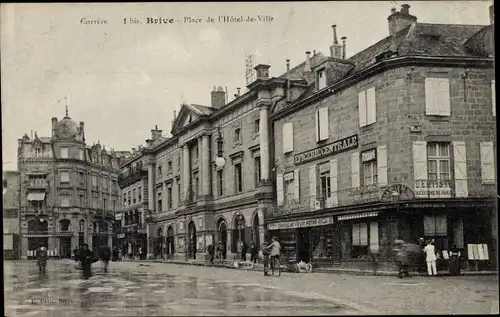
left=425, top=78, right=450, bottom=116
left=480, top=142, right=496, bottom=184
left=424, top=215, right=447, bottom=236
left=276, top=173, right=284, bottom=206
left=309, top=165, right=317, bottom=209
left=61, top=147, right=68, bottom=159
left=316, top=107, right=329, bottom=142
left=377, top=145, right=388, bottom=186
left=453, top=141, right=468, bottom=197
left=318, top=69, right=327, bottom=90
left=352, top=223, right=368, bottom=246
left=79, top=149, right=85, bottom=160
left=413, top=141, right=428, bottom=197
left=358, top=88, right=376, bottom=127
left=351, top=152, right=360, bottom=188
left=60, top=171, right=70, bottom=183
left=283, top=122, right=294, bottom=153
left=61, top=195, right=70, bottom=207
left=329, top=159, right=338, bottom=207
left=293, top=169, right=300, bottom=200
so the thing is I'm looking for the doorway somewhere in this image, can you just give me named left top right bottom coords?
left=167, top=226, right=175, bottom=258
left=297, top=228, right=311, bottom=263
left=188, top=221, right=197, bottom=259
left=59, top=236, right=72, bottom=258
left=217, top=219, right=228, bottom=259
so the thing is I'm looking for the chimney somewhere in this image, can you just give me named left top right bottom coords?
left=237, top=87, right=241, bottom=96
left=304, top=51, right=312, bottom=72
left=211, top=86, right=226, bottom=109
left=51, top=117, right=58, bottom=137
left=330, top=25, right=343, bottom=59
left=254, top=64, right=271, bottom=80
left=286, top=59, right=290, bottom=72
left=388, top=4, right=417, bottom=36
left=490, top=5, right=494, bottom=24
left=151, top=125, right=163, bottom=140
left=341, top=37, right=347, bottom=59
left=286, top=59, right=291, bottom=102
left=79, top=121, right=85, bottom=141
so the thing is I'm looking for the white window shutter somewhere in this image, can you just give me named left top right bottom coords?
left=358, top=91, right=366, bottom=127
left=360, top=223, right=368, bottom=246
left=492, top=80, right=496, bottom=117
left=438, top=78, right=451, bottom=116
left=351, top=152, right=360, bottom=188
left=453, top=141, right=468, bottom=197
left=413, top=141, right=428, bottom=197
left=352, top=223, right=360, bottom=246
left=309, top=165, right=317, bottom=209
left=366, top=87, right=377, bottom=124
left=377, top=145, right=388, bottom=186
left=329, top=159, right=338, bottom=207
left=425, top=78, right=439, bottom=115
left=276, top=173, right=284, bottom=206
left=315, top=110, right=320, bottom=142
left=318, top=107, right=329, bottom=141
left=480, top=142, right=496, bottom=184
left=61, top=147, right=68, bottom=158
left=293, top=169, right=300, bottom=200
left=369, top=222, right=379, bottom=253
left=283, top=123, right=294, bottom=153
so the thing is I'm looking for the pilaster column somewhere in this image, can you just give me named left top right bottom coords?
left=182, top=144, right=190, bottom=201
left=201, top=135, right=210, bottom=196
left=147, top=162, right=155, bottom=212
left=259, top=103, right=271, bottom=181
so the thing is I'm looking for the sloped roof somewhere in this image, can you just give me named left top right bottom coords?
left=278, top=52, right=330, bottom=81
left=348, top=23, right=487, bottom=73
left=190, top=104, right=216, bottom=116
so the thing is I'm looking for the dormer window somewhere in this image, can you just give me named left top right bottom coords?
left=317, top=69, right=327, bottom=90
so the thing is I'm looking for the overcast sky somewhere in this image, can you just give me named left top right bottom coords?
left=1, top=1, right=491, bottom=170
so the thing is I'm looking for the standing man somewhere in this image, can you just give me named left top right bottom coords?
left=207, top=243, right=215, bottom=265
left=99, top=244, right=111, bottom=273
left=250, top=242, right=258, bottom=264
left=423, top=239, right=437, bottom=276
left=78, top=243, right=97, bottom=279
left=262, top=241, right=271, bottom=276
left=36, top=245, right=48, bottom=274
left=241, top=241, right=247, bottom=262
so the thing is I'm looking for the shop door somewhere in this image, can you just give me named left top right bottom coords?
left=297, top=228, right=311, bottom=263
left=59, top=237, right=72, bottom=258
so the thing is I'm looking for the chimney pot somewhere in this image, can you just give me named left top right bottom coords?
left=401, top=4, right=410, bottom=15
left=332, top=24, right=339, bottom=44
left=237, top=87, right=241, bottom=96
left=304, top=52, right=312, bottom=72
left=341, top=36, right=347, bottom=59
left=286, top=59, right=290, bottom=72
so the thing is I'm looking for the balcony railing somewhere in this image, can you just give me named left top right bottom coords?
left=269, top=178, right=495, bottom=218
left=26, top=182, right=48, bottom=190
left=118, top=168, right=148, bottom=188
left=20, top=207, right=47, bottom=215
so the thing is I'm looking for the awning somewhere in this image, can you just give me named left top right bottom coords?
left=267, top=216, right=334, bottom=230
left=337, top=212, right=379, bottom=221
left=27, top=193, right=46, bottom=201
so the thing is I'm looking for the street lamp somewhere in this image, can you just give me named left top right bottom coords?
left=214, top=128, right=226, bottom=168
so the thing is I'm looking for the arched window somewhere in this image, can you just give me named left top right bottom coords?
left=79, top=220, right=85, bottom=232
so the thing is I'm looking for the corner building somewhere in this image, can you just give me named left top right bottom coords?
left=269, top=5, right=496, bottom=271
left=18, top=110, right=122, bottom=259
left=3, top=171, right=21, bottom=260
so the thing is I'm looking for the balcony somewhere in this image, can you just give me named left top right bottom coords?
left=269, top=178, right=495, bottom=218
left=118, top=167, right=148, bottom=188
left=20, top=207, right=47, bottom=215
left=26, top=182, right=48, bottom=190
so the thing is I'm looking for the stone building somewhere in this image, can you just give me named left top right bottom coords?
left=18, top=109, right=122, bottom=259
left=269, top=5, right=496, bottom=271
left=3, top=170, right=20, bottom=260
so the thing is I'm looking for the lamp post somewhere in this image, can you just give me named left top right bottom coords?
left=214, top=128, right=226, bottom=258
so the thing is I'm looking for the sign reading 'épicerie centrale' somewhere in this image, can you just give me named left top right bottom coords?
left=294, top=134, right=359, bottom=165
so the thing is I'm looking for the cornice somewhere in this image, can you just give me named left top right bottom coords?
left=270, top=55, right=495, bottom=121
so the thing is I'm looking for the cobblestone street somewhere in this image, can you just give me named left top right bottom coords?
left=4, top=260, right=499, bottom=316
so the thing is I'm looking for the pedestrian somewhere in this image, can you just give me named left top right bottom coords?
left=207, top=243, right=214, bottom=265
left=423, top=239, right=437, bottom=276
left=36, top=245, right=48, bottom=274
left=241, top=241, right=247, bottom=261
left=417, top=237, right=426, bottom=273
left=99, top=245, right=111, bottom=273
left=262, top=241, right=271, bottom=276
left=393, top=240, right=409, bottom=278
left=128, top=243, right=133, bottom=260
left=369, top=249, right=379, bottom=276
left=118, top=248, right=123, bottom=261
left=448, top=244, right=461, bottom=276
left=217, top=241, right=224, bottom=262
left=250, top=242, right=258, bottom=263
left=77, top=243, right=98, bottom=279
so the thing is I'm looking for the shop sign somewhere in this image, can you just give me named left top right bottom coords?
left=337, top=212, right=378, bottom=221
left=294, top=134, right=358, bottom=165
left=267, top=217, right=334, bottom=230
left=117, top=233, right=125, bottom=239
left=115, top=213, right=123, bottom=220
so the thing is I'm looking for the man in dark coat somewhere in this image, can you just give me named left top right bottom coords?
left=241, top=241, right=247, bottom=261
left=99, top=245, right=111, bottom=273
left=207, top=243, right=215, bottom=265
left=36, top=245, right=48, bottom=274
left=78, top=243, right=97, bottom=279
left=250, top=242, right=258, bottom=263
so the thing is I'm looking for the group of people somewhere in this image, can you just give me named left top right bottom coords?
left=394, top=238, right=462, bottom=278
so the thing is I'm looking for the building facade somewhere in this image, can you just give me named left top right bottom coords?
left=18, top=110, right=122, bottom=259
left=3, top=171, right=20, bottom=260
left=269, top=5, right=496, bottom=271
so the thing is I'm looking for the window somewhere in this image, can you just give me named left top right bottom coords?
left=92, top=175, right=97, bottom=187
left=254, top=156, right=261, bottom=187
left=284, top=172, right=295, bottom=203
left=362, top=150, right=378, bottom=186
left=61, top=195, right=70, bottom=207
left=254, top=118, right=260, bottom=136
left=34, top=148, right=41, bottom=157
left=158, top=166, right=162, bottom=178
left=123, top=193, right=127, bottom=205
left=282, top=122, right=294, bottom=153
left=425, top=78, right=450, bottom=116
left=103, top=178, right=107, bottom=189
left=480, top=142, right=495, bottom=184
left=317, top=69, right=326, bottom=90
left=319, top=167, right=331, bottom=202
left=424, top=215, right=447, bottom=237
left=427, top=143, right=451, bottom=187
left=195, top=146, right=199, bottom=161
left=234, top=127, right=241, bottom=144
left=79, top=172, right=84, bottom=185
left=103, top=198, right=107, bottom=211
left=167, top=187, right=173, bottom=209
left=138, top=186, right=142, bottom=201
left=193, top=172, right=199, bottom=199
left=132, top=188, right=136, bottom=204
left=79, top=149, right=85, bottom=160
left=315, top=108, right=329, bottom=142
left=61, top=147, right=68, bottom=158
left=79, top=194, right=84, bottom=207
left=60, top=171, right=70, bottom=184
left=127, top=191, right=131, bottom=205
left=112, top=200, right=116, bottom=211
left=358, top=87, right=376, bottom=127
left=351, top=222, right=379, bottom=259
left=234, top=163, right=243, bottom=193
left=167, top=161, right=173, bottom=173
left=177, top=180, right=181, bottom=202
left=217, top=170, right=224, bottom=197
left=157, top=193, right=162, bottom=212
